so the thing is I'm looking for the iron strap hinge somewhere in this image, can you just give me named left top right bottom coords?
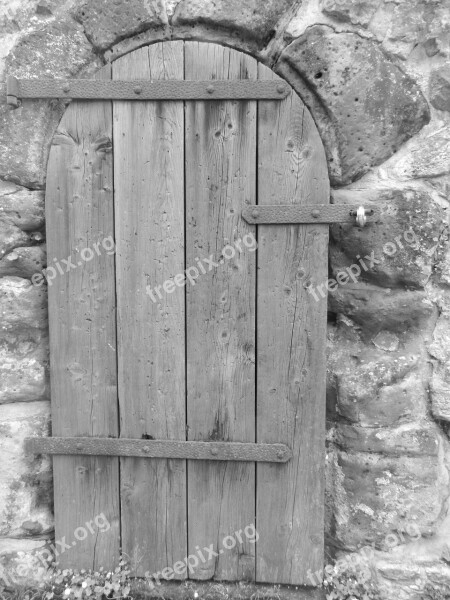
left=242, top=204, right=378, bottom=226
left=25, top=437, right=292, bottom=463
left=6, top=76, right=290, bottom=107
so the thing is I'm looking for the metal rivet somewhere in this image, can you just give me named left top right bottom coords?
left=252, top=209, right=259, bottom=219
left=134, top=85, right=142, bottom=95
left=277, top=84, right=286, bottom=94
left=210, top=447, right=218, bottom=456
left=76, top=443, right=83, bottom=450
left=62, top=83, right=70, bottom=93
left=311, top=209, right=320, bottom=218
left=206, top=84, right=215, bottom=94
left=277, top=450, right=285, bottom=459
left=142, top=445, right=150, bottom=452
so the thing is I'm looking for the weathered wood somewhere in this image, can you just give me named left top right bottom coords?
left=185, top=42, right=257, bottom=581
left=7, top=77, right=289, bottom=103
left=133, top=579, right=325, bottom=600
left=113, top=43, right=186, bottom=577
left=242, top=204, right=378, bottom=224
left=256, top=64, right=329, bottom=584
left=25, top=438, right=292, bottom=462
left=44, top=41, right=331, bottom=586
left=45, top=63, right=120, bottom=570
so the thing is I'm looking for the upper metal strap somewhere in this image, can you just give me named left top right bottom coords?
left=6, top=76, right=290, bottom=107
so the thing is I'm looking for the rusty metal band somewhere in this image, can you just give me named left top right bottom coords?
left=242, top=204, right=379, bottom=225
left=25, top=437, right=292, bottom=463
left=6, top=76, right=290, bottom=107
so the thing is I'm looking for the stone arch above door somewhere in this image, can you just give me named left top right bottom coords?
left=3, top=10, right=430, bottom=189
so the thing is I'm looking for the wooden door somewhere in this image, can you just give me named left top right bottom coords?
left=45, top=41, right=329, bottom=586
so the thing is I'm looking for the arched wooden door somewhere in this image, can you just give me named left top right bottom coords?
left=44, top=41, right=329, bottom=586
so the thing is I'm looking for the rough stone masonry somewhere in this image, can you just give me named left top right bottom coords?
left=1, top=0, right=450, bottom=598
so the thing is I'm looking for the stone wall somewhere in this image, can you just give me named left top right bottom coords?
left=1, top=0, right=450, bottom=597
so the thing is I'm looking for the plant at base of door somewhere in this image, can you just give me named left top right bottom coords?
left=323, top=560, right=380, bottom=600
left=18, top=559, right=133, bottom=600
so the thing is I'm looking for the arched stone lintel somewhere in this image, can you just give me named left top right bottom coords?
left=103, top=26, right=430, bottom=187
left=2, top=19, right=430, bottom=189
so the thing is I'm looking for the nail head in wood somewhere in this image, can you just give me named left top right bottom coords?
left=62, top=83, right=70, bottom=93
left=133, top=85, right=142, bottom=95
left=311, top=209, right=321, bottom=218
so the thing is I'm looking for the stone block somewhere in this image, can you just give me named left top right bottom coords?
left=73, top=0, right=168, bottom=51
left=320, top=0, right=380, bottom=26
left=328, top=323, right=428, bottom=426
left=173, top=0, right=300, bottom=47
left=0, top=401, right=52, bottom=538
left=0, top=182, right=45, bottom=231
left=330, top=187, right=445, bottom=289
left=331, top=451, right=448, bottom=549
left=0, top=332, right=48, bottom=403
left=0, top=277, right=47, bottom=332
left=328, top=284, right=435, bottom=337
left=334, top=422, right=440, bottom=457
left=277, top=26, right=430, bottom=185
left=430, top=374, right=450, bottom=422
left=1, top=21, right=101, bottom=187
left=0, top=246, right=46, bottom=279
left=0, top=538, right=49, bottom=585
left=430, top=66, right=450, bottom=112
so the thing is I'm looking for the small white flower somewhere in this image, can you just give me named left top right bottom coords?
left=194, top=593, right=199, bottom=598
left=82, top=582, right=87, bottom=588
left=64, top=589, right=71, bottom=596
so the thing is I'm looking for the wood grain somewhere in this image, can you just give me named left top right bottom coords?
left=26, top=438, right=292, bottom=462
left=45, top=63, right=120, bottom=570
left=255, top=64, right=329, bottom=584
left=113, top=42, right=186, bottom=577
left=185, top=42, right=257, bottom=582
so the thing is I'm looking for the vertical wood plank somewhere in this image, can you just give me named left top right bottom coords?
left=46, top=65, right=120, bottom=569
left=185, top=42, right=257, bottom=581
left=256, top=65, right=329, bottom=584
left=113, top=43, right=187, bottom=577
